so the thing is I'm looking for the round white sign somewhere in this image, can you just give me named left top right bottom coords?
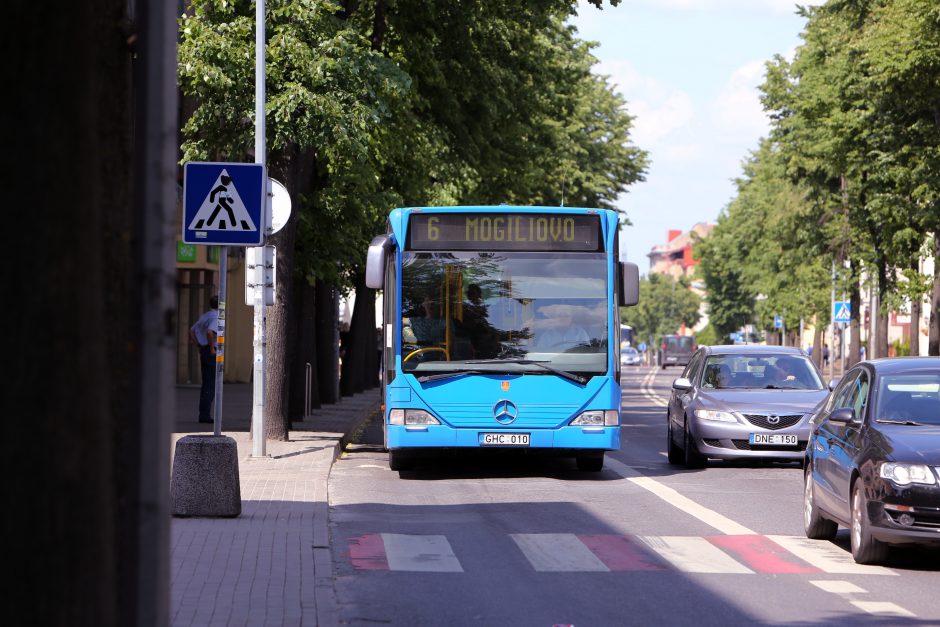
left=268, top=178, right=292, bottom=234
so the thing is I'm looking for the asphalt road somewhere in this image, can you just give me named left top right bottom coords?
left=328, top=366, right=940, bottom=626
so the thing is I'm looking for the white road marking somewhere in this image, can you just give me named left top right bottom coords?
left=639, top=367, right=670, bottom=407
left=810, top=580, right=867, bottom=594
left=766, top=536, right=896, bottom=576
left=606, top=457, right=756, bottom=535
left=380, top=534, right=463, bottom=572
left=635, top=536, right=754, bottom=574
left=850, top=601, right=915, bottom=617
left=512, top=534, right=609, bottom=572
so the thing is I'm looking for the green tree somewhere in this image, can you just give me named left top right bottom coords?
left=621, top=273, right=701, bottom=345
left=179, top=0, right=649, bottom=437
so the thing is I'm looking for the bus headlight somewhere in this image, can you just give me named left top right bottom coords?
left=389, top=409, right=440, bottom=426
left=570, top=410, right=618, bottom=426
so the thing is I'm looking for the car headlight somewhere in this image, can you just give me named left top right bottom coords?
left=388, top=409, right=440, bottom=425
left=693, top=409, right=738, bottom=423
left=570, top=410, right=619, bottom=426
left=879, top=462, right=937, bottom=486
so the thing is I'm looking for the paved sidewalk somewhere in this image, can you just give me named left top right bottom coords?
left=171, top=383, right=382, bottom=627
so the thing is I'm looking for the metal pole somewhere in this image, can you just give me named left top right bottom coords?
left=214, top=248, right=227, bottom=436
left=251, top=0, right=267, bottom=457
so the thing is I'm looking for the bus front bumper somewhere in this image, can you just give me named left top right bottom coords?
left=386, top=424, right=620, bottom=450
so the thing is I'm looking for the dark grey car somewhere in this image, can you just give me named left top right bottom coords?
left=658, top=334, right=695, bottom=369
left=666, top=345, right=829, bottom=468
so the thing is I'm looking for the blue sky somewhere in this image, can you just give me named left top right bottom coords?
left=570, top=0, right=815, bottom=272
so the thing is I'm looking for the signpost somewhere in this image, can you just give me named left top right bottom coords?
left=183, top=161, right=267, bottom=436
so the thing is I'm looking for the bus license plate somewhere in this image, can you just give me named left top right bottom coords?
left=479, top=433, right=530, bottom=447
left=749, top=433, right=798, bottom=446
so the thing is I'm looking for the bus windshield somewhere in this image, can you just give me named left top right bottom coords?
left=400, top=251, right=608, bottom=376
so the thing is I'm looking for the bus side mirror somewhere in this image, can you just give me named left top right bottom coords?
left=365, top=234, right=394, bottom=289
left=620, top=262, right=639, bottom=306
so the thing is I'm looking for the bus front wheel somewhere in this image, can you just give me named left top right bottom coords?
left=388, top=449, right=415, bottom=472
left=576, top=452, right=604, bottom=472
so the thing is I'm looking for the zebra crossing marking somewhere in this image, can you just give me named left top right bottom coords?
left=766, top=535, right=896, bottom=576
left=347, top=532, right=896, bottom=577
left=382, top=533, right=463, bottom=572
left=511, top=534, right=609, bottom=572
left=635, top=535, right=754, bottom=574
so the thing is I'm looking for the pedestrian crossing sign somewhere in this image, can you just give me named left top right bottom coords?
left=183, top=162, right=266, bottom=245
left=833, top=301, right=851, bottom=323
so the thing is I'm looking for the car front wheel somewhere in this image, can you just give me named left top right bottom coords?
left=683, top=419, right=706, bottom=469
left=803, top=470, right=837, bottom=540
left=667, top=415, right=683, bottom=465
left=851, top=483, right=889, bottom=564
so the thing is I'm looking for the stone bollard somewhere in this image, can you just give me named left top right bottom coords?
left=171, top=434, right=241, bottom=517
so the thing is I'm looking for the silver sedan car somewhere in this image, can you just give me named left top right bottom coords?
left=666, top=345, right=829, bottom=468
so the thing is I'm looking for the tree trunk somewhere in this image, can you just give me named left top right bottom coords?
left=341, top=273, right=377, bottom=396
left=264, top=219, right=296, bottom=441
left=264, top=147, right=311, bottom=440
left=909, top=258, right=921, bottom=357
left=929, top=236, right=940, bottom=356
left=812, top=327, right=823, bottom=370
left=316, top=279, right=341, bottom=404
left=877, top=265, right=890, bottom=358
left=288, top=276, right=318, bottom=422
left=849, top=271, right=861, bottom=366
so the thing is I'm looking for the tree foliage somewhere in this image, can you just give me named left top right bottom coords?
left=621, top=273, right=701, bottom=344
left=178, top=0, right=650, bottom=432
left=698, top=0, right=940, bottom=356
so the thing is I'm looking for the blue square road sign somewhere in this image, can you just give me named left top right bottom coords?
left=833, top=301, right=851, bottom=323
left=183, top=162, right=266, bottom=246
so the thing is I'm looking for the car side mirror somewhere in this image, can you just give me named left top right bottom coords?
left=827, top=378, right=840, bottom=391
left=828, top=407, right=855, bottom=423
left=672, top=377, right=692, bottom=391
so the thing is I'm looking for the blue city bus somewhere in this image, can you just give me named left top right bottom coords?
left=366, top=206, right=640, bottom=472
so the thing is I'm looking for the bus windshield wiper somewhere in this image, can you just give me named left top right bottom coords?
left=416, top=369, right=491, bottom=383
left=465, top=358, right=587, bottom=385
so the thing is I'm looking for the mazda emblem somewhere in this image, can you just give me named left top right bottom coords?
left=493, top=399, right=519, bottom=425
left=767, top=414, right=781, bottom=425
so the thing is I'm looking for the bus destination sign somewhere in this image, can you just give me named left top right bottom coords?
left=407, top=213, right=602, bottom=251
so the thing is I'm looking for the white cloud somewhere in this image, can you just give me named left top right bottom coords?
left=711, top=60, right=771, bottom=142
left=594, top=59, right=695, bottom=147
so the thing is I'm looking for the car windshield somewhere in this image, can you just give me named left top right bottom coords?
left=701, top=354, right=823, bottom=390
left=876, top=374, right=940, bottom=425
left=664, top=336, right=693, bottom=351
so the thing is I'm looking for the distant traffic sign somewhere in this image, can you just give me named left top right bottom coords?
left=183, top=162, right=266, bottom=245
left=833, top=301, right=851, bottom=323
left=773, top=315, right=783, bottom=329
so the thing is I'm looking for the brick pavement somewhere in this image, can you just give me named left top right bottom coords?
left=171, top=383, right=382, bottom=626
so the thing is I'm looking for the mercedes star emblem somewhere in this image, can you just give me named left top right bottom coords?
left=493, top=399, right=519, bottom=425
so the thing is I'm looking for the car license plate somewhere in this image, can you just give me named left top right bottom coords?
left=749, top=433, right=798, bottom=446
left=479, top=433, right=530, bottom=447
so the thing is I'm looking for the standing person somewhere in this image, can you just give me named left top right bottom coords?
left=189, top=295, right=219, bottom=424
left=823, top=343, right=830, bottom=367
